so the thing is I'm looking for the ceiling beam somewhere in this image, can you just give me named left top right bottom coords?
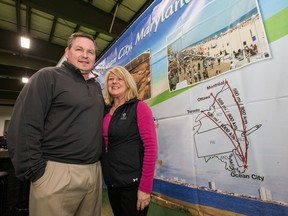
left=22, top=0, right=128, bottom=38
left=96, top=0, right=154, bottom=59
left=0, top=51, right=58, bottom=70
left=0, top=78, right=24, bottom=103
left=49, top=17, right=58, bottom=42
left=26, top=6, right=31, bottom=35
left=0, top=79, right=24, bottom=92
left=0, top=99, right=16, bottom=106
left=0, top=91, right=20, bottom=101
left=0, top=29, right=64, bottom=69
left=16, top=0, right=21, bottom=34
left=0, top=65, right=36, bottom=77
left=128, top=0, right=154, bottom=23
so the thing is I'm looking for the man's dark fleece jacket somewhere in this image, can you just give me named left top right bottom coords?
left=7, top=61, right=104, bottom=182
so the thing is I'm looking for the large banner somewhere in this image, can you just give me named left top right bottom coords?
left=94, top=0, right=288, bottom=215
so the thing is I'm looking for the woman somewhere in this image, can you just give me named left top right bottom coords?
left=101, top=66, right=158, bottom=216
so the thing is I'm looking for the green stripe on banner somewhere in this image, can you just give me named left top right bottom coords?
left=147, top=87, right=192, bottom=107
left=264, top=7, right=288, bottom=43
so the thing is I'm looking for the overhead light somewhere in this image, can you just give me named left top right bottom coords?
left=20, top=36, right=30, bottom=49
left=22, top=77, right=29, bottom=83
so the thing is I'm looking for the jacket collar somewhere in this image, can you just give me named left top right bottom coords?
left=62, top=61, right=95, bottom=80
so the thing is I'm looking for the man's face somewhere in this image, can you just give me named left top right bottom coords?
left=65, top=37, right=96, bottom=73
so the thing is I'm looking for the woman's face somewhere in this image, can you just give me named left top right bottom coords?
left=107, top=73, right=127, bottom=98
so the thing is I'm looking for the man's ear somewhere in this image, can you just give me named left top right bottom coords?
left=64, top=47, right=69, bottom=59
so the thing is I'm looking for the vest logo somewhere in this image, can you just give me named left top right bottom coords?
left=120, top=113, right=127, bottom=120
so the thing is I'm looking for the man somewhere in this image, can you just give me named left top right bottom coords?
left=7, top=32, right=104, bottom=216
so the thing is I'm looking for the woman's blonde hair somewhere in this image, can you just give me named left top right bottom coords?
left=103, top=66, right=138, bottom=106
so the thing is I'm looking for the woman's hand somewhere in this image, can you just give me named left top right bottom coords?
left=137, top=190, right=151, bottom=211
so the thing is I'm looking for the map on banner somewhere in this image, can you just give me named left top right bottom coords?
left=193, top=80, right=262, bottom=176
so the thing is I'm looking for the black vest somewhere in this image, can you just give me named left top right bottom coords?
left=101, top=98, right=144, bottom=187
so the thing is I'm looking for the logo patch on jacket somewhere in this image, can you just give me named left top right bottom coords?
left=120, top=113, right=127, bottom=120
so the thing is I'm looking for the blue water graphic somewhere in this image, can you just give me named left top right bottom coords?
left=153, top=179, right=288, bottom=216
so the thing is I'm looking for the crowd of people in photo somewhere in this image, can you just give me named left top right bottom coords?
left=167, top=47, right=228, bottom=91
left=166, top=13, right=270, bottom=92
left=167, top=40, right=261, bottom=91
